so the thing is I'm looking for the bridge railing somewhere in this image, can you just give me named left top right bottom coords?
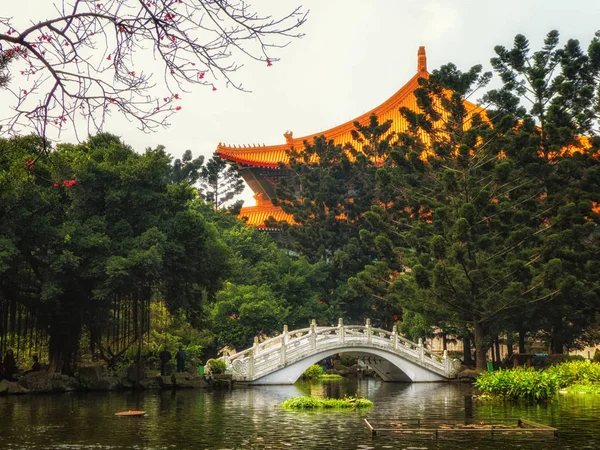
left=222, top=318, right=460, bottom=380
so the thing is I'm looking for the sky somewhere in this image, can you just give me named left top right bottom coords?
left=2, top=0, right=600, bottom=205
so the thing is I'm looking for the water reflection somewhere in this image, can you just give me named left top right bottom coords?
left=0, top=380, right=599, bottom=449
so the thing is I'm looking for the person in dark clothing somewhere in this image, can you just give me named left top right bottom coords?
left=159, top=347, right=172, bottom=376
left=31, top=355, right=42, bottom=372
left=175, top=346, right=187, bottom=373
left=3, top=350, right=17, bottom=381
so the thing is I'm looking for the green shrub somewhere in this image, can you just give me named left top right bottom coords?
left=281, top=396, right=373, bottom=409
left=207, top=359, right=227, bottom=374
left=475, top=367, right=560, bottom=401
left=303, top=364, right=324, bottom=380
left=340, top=354, right=357, bottom=367
left=475, top=362, right=600, bottom=401
left=545, top=361, right=600, bottom=387
left=533, top=353, right=585, bottom=368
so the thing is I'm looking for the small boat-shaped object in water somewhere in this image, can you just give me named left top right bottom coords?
left=115, top=410, right=146, bottom=417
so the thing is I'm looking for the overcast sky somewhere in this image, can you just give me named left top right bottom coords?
left=2, top=1, right=600, bottom=205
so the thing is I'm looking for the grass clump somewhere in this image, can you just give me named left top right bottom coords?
left=281, top=396, right=373, bottom=409
left=321, top=374, right=343, bottom=380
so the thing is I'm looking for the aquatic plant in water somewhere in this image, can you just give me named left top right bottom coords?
left=475, top=362, right=600, bottom=401
left=321, top=374, right=343, bottom=380
left=281, top=396, right=373, bottom=409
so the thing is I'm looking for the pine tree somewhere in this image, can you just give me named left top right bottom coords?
left=170, top=150, right=204, bottom=185
left=199, top=156, right=245, bottom=211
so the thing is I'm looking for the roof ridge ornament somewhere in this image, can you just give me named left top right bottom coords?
left=418, top=46, right=427, bottom=73
left=284, top=130, right=293, bottom=145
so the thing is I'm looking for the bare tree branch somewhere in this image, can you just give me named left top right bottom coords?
left=0, top=0, right=308, bottom=147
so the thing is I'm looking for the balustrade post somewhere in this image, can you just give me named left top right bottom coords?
left=310, top=319, right=317, bottom=350
left=338, top=318, right=345, bottom=344
left=443, top=350, right=448, bottom=373
left=418, top=338, right=424, bottom=362
left=366, top=318, right=372, bottom=344
left=249, top=337, right=259, bottom=378
left=392, top=325, right=398, bottom=351
left=280, top=325, right=288, bottom=364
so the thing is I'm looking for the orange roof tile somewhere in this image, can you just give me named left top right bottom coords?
left=239, top=195, right=295, bottom=229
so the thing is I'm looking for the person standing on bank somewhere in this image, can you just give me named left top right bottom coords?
left=159, top=347, right=172, bottom=376
left=3, top=350, right=17, bottom=380
left=175, top=346, right=187, bottom=373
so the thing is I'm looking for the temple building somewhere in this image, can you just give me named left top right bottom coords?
left=216, top=47, right=481, bottom=229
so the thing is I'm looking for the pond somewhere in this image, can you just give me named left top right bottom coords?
left=1, top=379, right=600, bottom=449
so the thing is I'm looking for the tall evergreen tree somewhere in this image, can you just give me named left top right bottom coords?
left=484, top=30, right=600, bottom=353
left=199, top=156, right=245, bottom=212
left=170, top=149, right=204, bottom=185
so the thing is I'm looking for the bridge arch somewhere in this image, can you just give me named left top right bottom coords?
left=220, top=319, right=461, bottom=385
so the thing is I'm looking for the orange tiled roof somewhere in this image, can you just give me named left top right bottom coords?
left=219, top=47, right=482, bottom=228
left=217, top=47, right=442, bottom=168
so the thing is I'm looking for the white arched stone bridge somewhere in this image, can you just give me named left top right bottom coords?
left=217, top=319, right=461, bottom=385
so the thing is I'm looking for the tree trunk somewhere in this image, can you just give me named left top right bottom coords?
left=494, top=338, right=501, bottom=365
left=463, top=337, right=474, bottom=366
left=473, top=319, right=488, bottom=371
left=518, top=327, right=526, bottom=354
left=48, top=317, right=81, bottom=375
left=552, top=320, right=564, bottom=354
left=506, top=334, right=514, bottom=359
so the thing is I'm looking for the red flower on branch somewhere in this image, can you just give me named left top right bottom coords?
left=176, top=106, right=182, bottom=111
left=266, top=58, right=272, bottom=67
left=173, top=93, right=180, bottom=99
left=393, top=315, right=399, bottom=321
left=25, top=159, right=35, bottom=167
left=212, top=86, right=217, bottom=91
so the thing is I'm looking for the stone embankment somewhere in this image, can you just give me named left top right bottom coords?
left=0, top=365, right=210, bottom=395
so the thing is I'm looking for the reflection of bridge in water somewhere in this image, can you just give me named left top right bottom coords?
left=218, top=319, right=462, bottom=385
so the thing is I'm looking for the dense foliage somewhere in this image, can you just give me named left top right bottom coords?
left=0, top=134, right=329, bottom=374
left=1, top=30, right=598, bottom=377
left=274, top=31, right=600, bottom=369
